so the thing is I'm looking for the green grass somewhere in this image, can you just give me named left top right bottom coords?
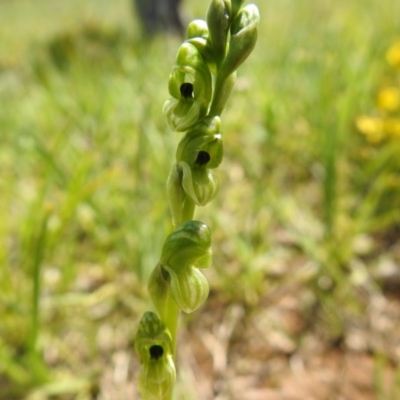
left=1, top=0, right=400, bottom=398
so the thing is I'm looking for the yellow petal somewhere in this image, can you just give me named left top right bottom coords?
left=376, top=87, right=400, bottom=111
left=384, top=118, right=400, bottom=138
left=386, top=39, right=400, bottom=68
left=356, top=116, right=385, bottom=144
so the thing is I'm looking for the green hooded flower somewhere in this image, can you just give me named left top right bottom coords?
left=159, top=221, right=212, bottom=313
left=163, top=42, right=212, bottom=132
left=135, top=312, right=176, bottom=400
left=176, top=116, right=223, bottom=169
left=166, top=116, right=222, bottom=224
left=178, top=161, right=219, bottom=206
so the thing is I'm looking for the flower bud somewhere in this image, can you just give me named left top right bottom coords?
left=135, top=312, right=176, bottom=400
left=163, top=43, right=212, bottom=132
left=187, top=19, right=209, bottom=40
left=176, top=116, right=223, bottom=169
left=231, top=0, right=245, bottom=18
left=160, top=221, right=212, bottom=313
left=219, top=4, right=260, bottom=79
left=187, top=20, right=219, bottom=75
left=206, top=0, right=232, bottom=64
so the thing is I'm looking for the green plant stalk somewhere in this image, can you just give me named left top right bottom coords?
left=161, top=295, right=180, bottom=358
left=148, top=269, right=180, bottom=358
left=392, top=365, right=400, bottom=400
left=322, top=127, right=337, bottom=239
left=209, top=72, right=236, bottom=117
left=29, top=209, right=50, bottom=355
left=180, top=197, right=196, bottom=227
left=162, top=293, right=180, bottom=400
left=373, top=352, right=388, bottom=400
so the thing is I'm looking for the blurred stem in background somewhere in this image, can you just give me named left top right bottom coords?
left=133, top=0, right=184, bottom=36
left=29, top=204, right=50, bottom=355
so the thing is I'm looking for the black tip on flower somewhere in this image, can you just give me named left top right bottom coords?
left=196, top=151, right=211, bottom=166
left=180, top=83, right=194, bottom=99
left=149, top=345, right=164, bottom=360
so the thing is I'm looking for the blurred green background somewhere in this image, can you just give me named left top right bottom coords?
left=1, top=0, right=400, bottom=399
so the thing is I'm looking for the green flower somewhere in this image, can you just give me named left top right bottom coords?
left=166, top=161, right=219, bottom=224
left=135, top=312, right=176, bottom=400
left=166, top=117, right=222, bottom=224
left=159, top=221, right=212, bottom=313
left=176, top=116, right=223, bottom=169
left=167, top=159, right=219, bottom=225
left=163, top=43, right=212, bottom=132
left=179, top=161, right=219, bottom=206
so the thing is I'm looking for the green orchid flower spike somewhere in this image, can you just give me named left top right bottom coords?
left=135, top=312, right=176, bottom=400
left=163, top=42, right=212, bottom=132
left=136, top=1, right=258, bottom=398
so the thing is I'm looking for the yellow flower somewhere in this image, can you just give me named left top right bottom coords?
left=376, top=87, right=400, bottom=111
left=356, top=115, right=385, bottom=143
left=386, top=39, right=400, bottom=68
left=384, top=117, right=400, bottom=138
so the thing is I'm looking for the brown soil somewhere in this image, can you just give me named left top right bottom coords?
left=100, top=280, right=400, bottom=400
